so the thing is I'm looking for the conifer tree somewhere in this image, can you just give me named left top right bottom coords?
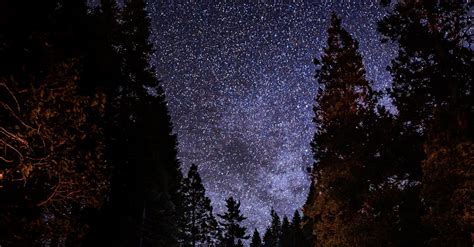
left=120, top=0, right=156, bottom=91
left=379, top=1, right=473, bottom=245
left=218, top=197, right=249, bottom=246
left=280, top=216, right=291, bottom=247
left=180, top=164, right=219, bottom=246
left=263, top=228, right=273, bottom=247
left=303, top=14, right=376, bottom=246
left=290, top=211, right=310, bottom=247
left=250, top=229, right=263, bottom=247
left=262, top=208, right=283, bottom=247
left=86, top=0, right=185, bottom=245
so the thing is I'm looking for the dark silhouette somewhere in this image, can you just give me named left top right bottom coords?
left=379, top=1, right=473, bottom=246
left=180, top=164, right=219, bottom=246
left=218, top=197, right=249, bottom=246
left=250, top=229, right=263, bottom=247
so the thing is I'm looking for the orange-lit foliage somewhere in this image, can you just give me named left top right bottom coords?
left=0, top=62, right=108, bottom=244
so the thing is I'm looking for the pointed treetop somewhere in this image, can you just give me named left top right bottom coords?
left=250, top=228, right=262, bottom=247
left=292, top=210, right=301, bottom=227
left=218, top=196, right=249, bottom=244
left=188, top=163, right=199, bottom=176
left=282, top=216, right=290, bottom=227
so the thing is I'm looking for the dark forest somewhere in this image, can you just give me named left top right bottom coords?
left=0, top=0, right=472, bottom=246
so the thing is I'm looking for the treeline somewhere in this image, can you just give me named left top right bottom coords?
left=178, top=164, right=309, bottom=247
left=178, top=164, right=248, bottom=247
left=303, top=1, right=473, bottom=247
left=249, top=209, right=309, bottom=247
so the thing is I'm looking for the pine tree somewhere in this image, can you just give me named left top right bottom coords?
left=122, top=0, right=185, bottom=245
left=280, top=216, right=291, bottom=247
left=263, top=227, right=272, bottom=247
left=379, top=1, right=473, bottom=245
left=85, top=0, right=185, bottom=245
left=218, top=197, right=249, bottom=246
left=180, top=164, right=219, bottom=246
left=303, top=14, right=376, bottom=246
left=290, top=211, right=310, bottom=247
left=262, top=208, right=282, bottom=247
left=250, top=229, right=263, bottom=247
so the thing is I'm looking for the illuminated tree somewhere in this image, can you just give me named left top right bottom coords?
left=303, top=14, right=376, bottom=246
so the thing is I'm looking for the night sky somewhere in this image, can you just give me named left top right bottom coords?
left=149, top=1, right=396, bottom=232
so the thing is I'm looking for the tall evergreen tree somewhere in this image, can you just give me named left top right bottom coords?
left=84, top=0, right=185, bottom=246
left=263, top=227, right=273, bottom=247
left=280, top=216, right=291, bottom=247
left=379, top=1, right=473, bottom=246
left=303, top=14, right=376, bottom=246
left=114, top=26, right=183, bottom=247
left=250, top=229, right=263, bottom=247
left=180, top=164, right=219, bottom=247
left=120, top=0, right=156, bottom=90
left=263, top=208, right=282, bottom=247
left=218, top=197, right=249, bottom=246
left=290, top=211, right=310, bottom=247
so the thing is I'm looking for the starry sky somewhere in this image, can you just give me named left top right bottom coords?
left=149, top=0, right=396, bottom=232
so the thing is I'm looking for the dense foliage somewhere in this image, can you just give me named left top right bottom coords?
left=304, top=1, right=473, bottom=246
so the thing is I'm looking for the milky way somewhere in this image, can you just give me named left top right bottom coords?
left=149, top=1, right=396, bottom=232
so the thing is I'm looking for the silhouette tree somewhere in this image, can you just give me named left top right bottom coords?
left=263, top=228, right=273, bottom=247
left=81, top=0, right=122, bottom=92
left=280, top=216, right=291, bottom=247
left=218, top=197, right=249, bottom=246
left=80, top=0, right=186, bottom=245
left=250, top=229, right=263, bottom=247
left=263, top=208, right=282, bottom=246
left=290, top=211, right=310, bottom=247
left=180, top=164, right=219, bottom=246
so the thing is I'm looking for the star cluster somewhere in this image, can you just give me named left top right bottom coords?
left=149, top=0, right=395, bottom=232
